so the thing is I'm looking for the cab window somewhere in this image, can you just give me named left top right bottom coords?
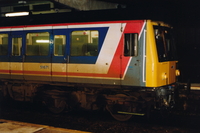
left=154, top=26, right=177, bottom=62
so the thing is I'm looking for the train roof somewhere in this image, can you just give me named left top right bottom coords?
left=0, top=8, right=170, bottom=27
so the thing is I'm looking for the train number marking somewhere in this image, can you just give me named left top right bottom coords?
left=40, top=66, right=49, bottom=69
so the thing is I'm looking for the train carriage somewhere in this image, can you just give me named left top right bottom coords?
left=0, top=11, right=180, bottom=121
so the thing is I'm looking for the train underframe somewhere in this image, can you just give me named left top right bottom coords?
left=0, top=80, right=179, bottom=121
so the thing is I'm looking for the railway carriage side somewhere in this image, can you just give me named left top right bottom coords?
left=0, top=21, right=146, bottom=85
left=0, top=20, right=180, bottom=121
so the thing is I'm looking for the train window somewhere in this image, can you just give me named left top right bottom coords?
left=26, top=32, right=50, bottom=56
left=12, top=37, right=22, bottom=56
left=154, top=26, right=177, bottom=62
left=54, top=35, right=66, bottom=56
left=0, top=34, right=8, bottom=55
left=70, top=30, right=99, bottom=56
left=124, top=33, right=138, bottom=56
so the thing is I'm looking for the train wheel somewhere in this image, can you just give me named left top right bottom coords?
left=106, top=104, right=132, bottom=121
left=45, top=98, right=66, bottom=114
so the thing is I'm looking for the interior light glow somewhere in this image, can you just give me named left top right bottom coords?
left=36, top=40, right=50, bottom=43
left=5, top=12, right=29, bottom=17
left=18, top=1, right=27, bottom=4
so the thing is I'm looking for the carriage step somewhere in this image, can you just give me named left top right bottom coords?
left=118, top=111, right=145, bottom=116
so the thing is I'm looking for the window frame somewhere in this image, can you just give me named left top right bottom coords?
left=54, top=35, right=66, bottom=56
left=67, top=27, right=108, bottom=64
left=0, top=33, right=9, bottom=56
left=12, top=37, right=22, bottom=56
left=26, top=32, right=50, bottom=56
left=24, top=30, right=52, bottom=63
left=124, top=33, right=138, bottom=57
left=70, top=30, right=99, bottom=57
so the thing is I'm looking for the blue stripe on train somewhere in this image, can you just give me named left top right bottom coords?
left=0, top=27, right=108, bottom=64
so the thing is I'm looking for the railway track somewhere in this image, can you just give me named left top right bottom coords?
left=0, top=83, right=199, bottom=132
left=0, top=96, right=200, bottom=133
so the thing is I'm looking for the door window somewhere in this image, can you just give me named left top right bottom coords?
left=12, top=37, right=22, bottom=56
left=124, top=33, right=138, bottom=56
left=0, top=34, right=8, bottom=55
left=54, top=35, right=66, bottom=56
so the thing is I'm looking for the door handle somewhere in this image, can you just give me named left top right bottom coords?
left=64, top=56, right=70, bottom=63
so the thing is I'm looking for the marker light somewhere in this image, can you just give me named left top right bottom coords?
left=162, top=73, right=167, bottom=80
left=5, top=12, right=29, bottom=17
left=176, top=69, right=180, bottom=76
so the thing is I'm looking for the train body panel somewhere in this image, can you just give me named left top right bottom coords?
left=146, top=20, right=177, bottom=87
left=0, top=20, right=148, bottom=87
left=121, top=22, right=146, bottom=87
left=0, top=19, right=178, bottom=87
left=0, top=15, right=180, bottom=121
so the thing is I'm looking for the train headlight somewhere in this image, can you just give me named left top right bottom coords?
left=162, top=73, right=167, bottom=80
left=176, top=69, right=180, bottom=76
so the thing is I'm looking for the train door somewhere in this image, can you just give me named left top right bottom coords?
left=10, top=31, right=25, bottom=80
left=121, top=22, right=146, bottom=86
left=23, top=31, right=52, bottom=81
left=52, top=29, right=68, bottom=82
left=121, top=33, right=140, bottom=86
left=122, top=21, right=146, bottom=86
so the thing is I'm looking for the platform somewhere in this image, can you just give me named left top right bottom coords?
left=0, top=119, right=91, bottom=133
left=191, top=83, right=200, bottom=90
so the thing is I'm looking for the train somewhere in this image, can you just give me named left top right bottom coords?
left=0, top=10, right=180, bottom=121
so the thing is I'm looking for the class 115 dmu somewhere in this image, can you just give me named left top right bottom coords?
left=0, top=10, right=180, bottom=121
